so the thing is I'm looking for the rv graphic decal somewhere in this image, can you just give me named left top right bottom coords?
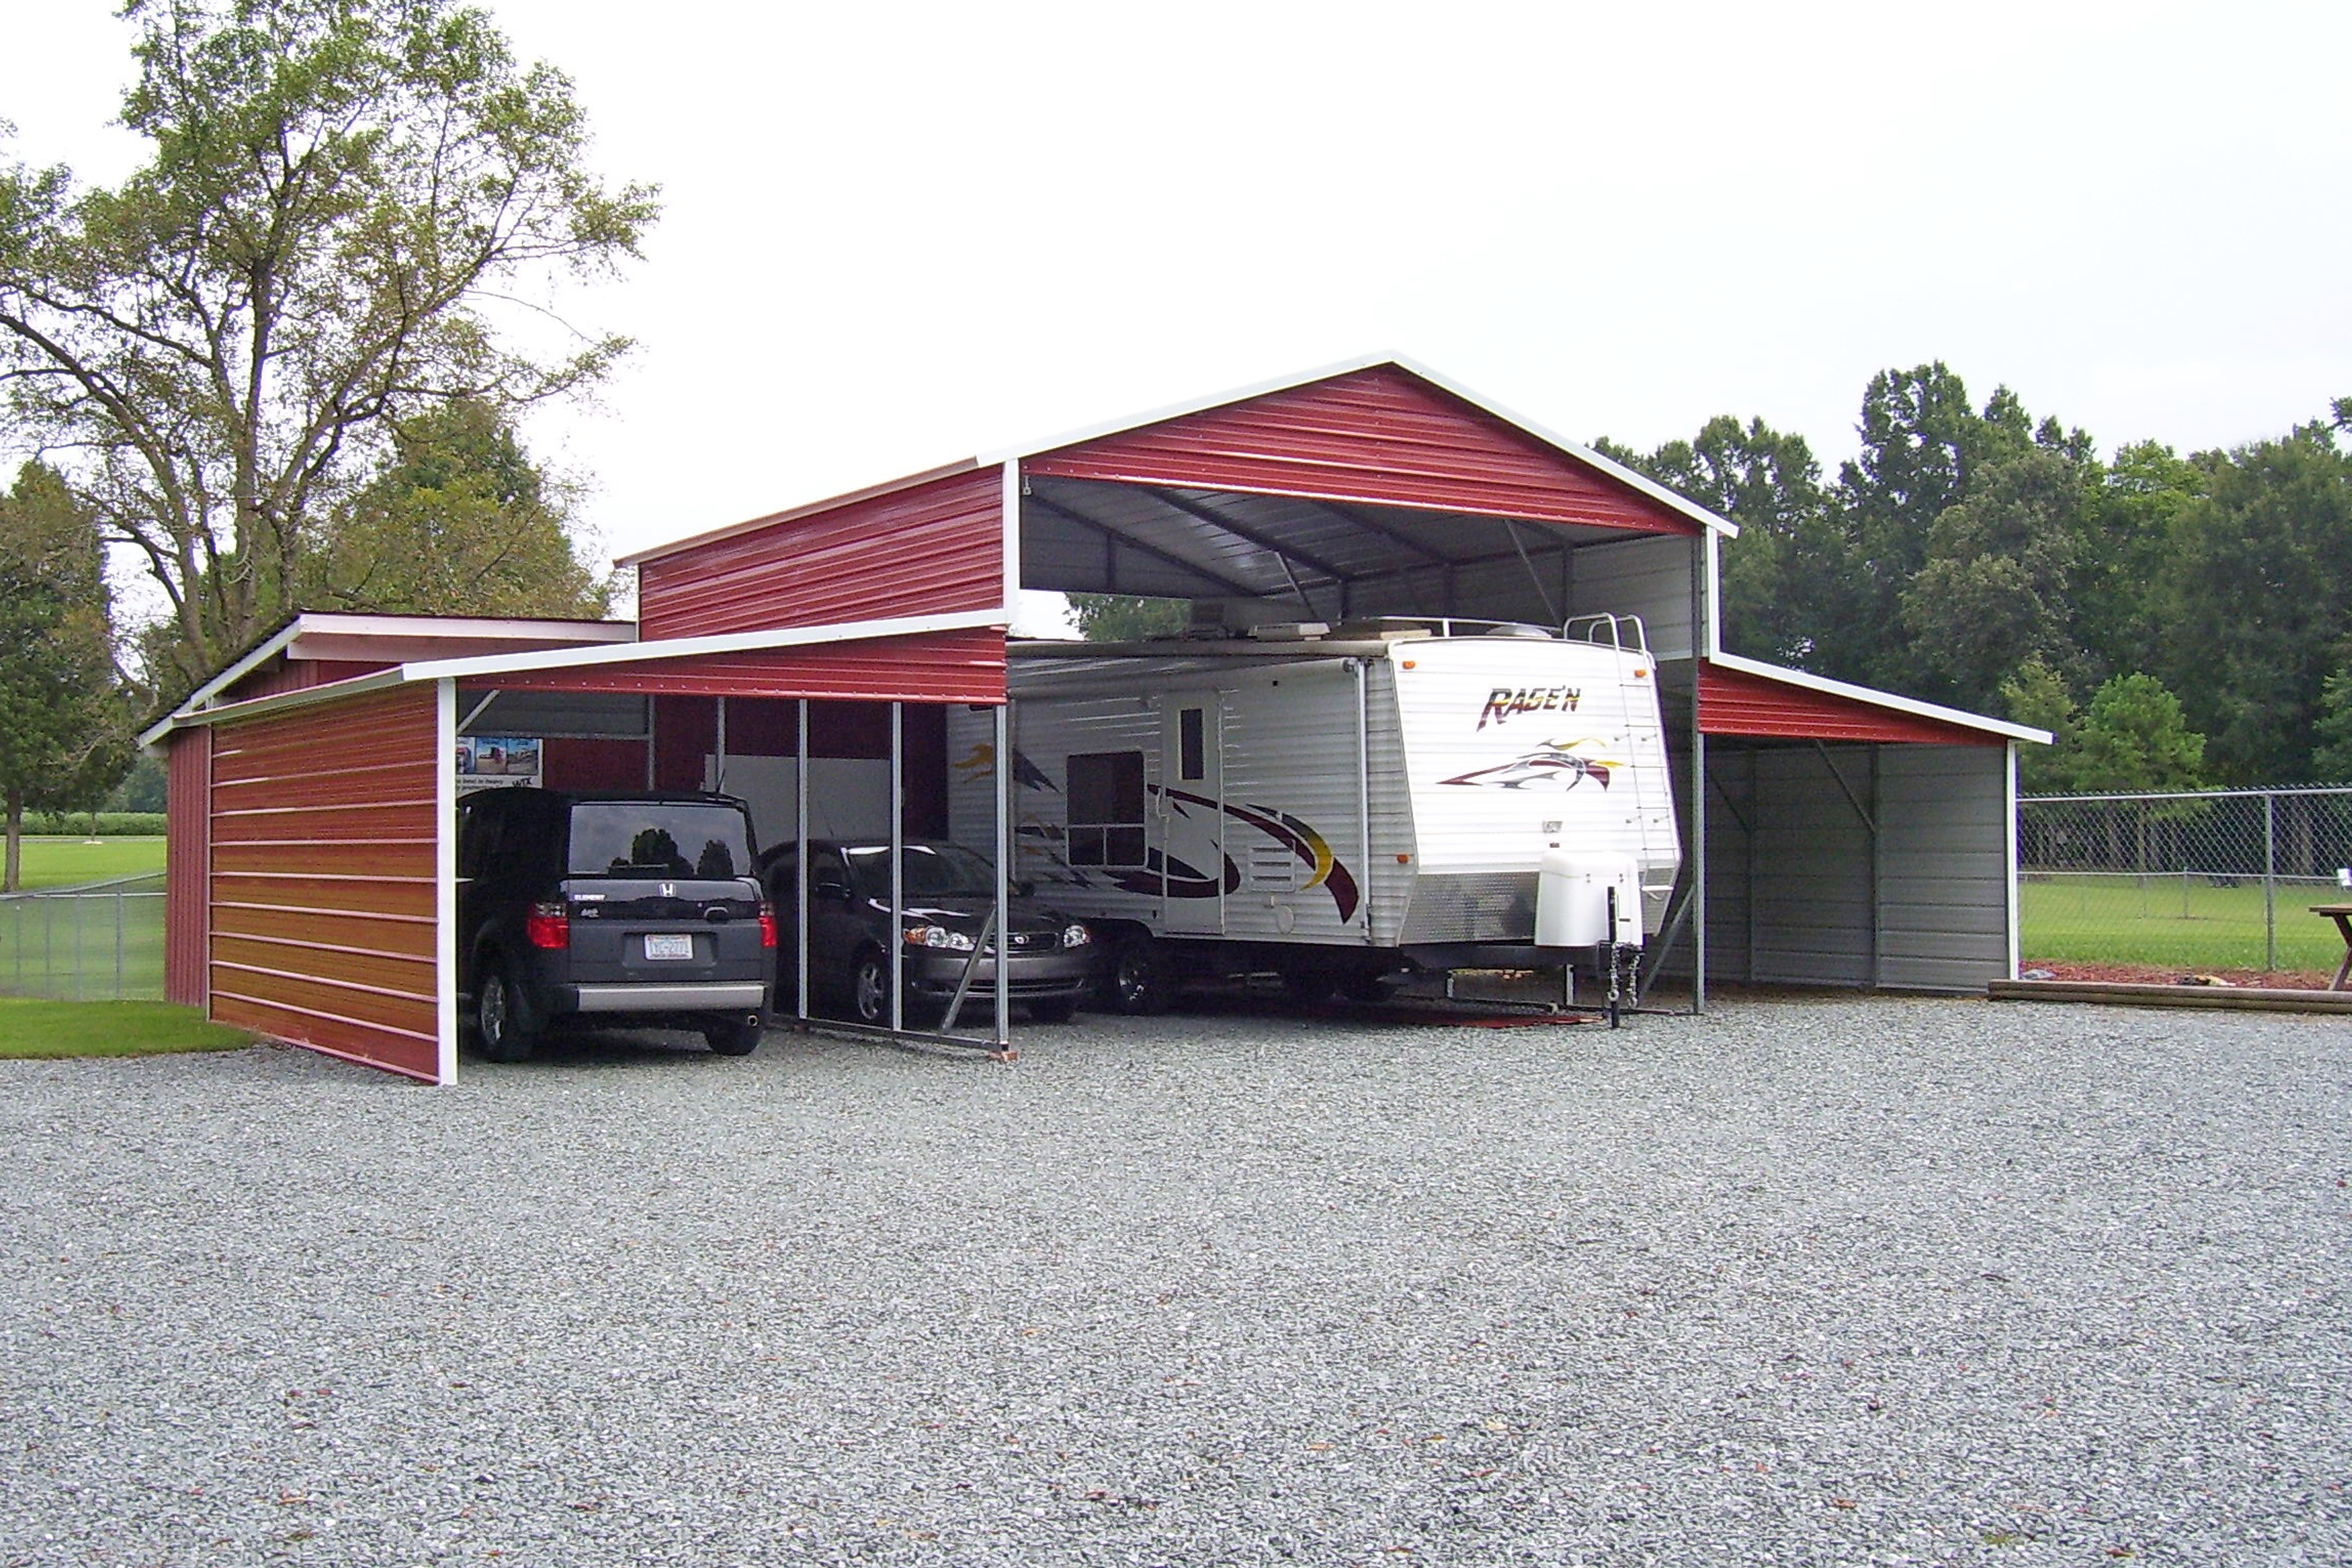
left=1162, top=787, right=1362, bottom=922
left=1103, top=848, right=1241, bottom=902
left=1442, top=739, right=1617, bottom=791
left=950, top=741, right=1058, bottom=793
left=1476, top=686, right=1582, bottom=730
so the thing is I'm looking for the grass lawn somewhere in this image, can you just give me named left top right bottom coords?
left=2021, top=872, right=2348, bottom=972
left=9, top=835, right=167, bottom=891
left=0, top=998, right=253, bottom=1058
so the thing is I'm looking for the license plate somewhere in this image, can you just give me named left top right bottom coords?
left=643, top=934, right=694, bottom=961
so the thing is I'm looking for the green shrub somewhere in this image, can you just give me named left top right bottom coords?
left=19, top=811, right=167, bottom=836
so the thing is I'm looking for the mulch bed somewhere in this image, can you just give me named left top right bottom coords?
left=2024, top=959, right=2337, bottom=990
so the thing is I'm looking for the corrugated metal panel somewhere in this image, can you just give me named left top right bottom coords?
left=1876, top=745, right=2012, bottom=990
left=207, top=685, right=439, bottom=1081
left=480, top=629, right=1007, bottom=703
left=164, top=729, right=210, bottom=1005
left=1744, top=745, right=1875, bottom=987
left=224, top=658, right=388, bottom=702
left=1568, top=536, right=1700, bottom=661
left=1026, top=365, right=1700, bottom=536
left=1697, top=661, right=2001, bottom=745
left=638, top=468, right=1005, bottom=640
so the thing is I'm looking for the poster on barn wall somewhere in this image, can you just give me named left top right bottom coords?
left=456, top=737, right=543, bottom=794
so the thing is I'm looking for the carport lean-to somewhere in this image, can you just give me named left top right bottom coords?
left=145, top=355, right=2047, bottom=1083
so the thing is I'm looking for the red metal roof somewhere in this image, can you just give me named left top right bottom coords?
left=637, top=468, right=1005, bottom=641
left=1024, top=364, right=1700, bottom=535
left=1697, top=659, right=2007, bottom=747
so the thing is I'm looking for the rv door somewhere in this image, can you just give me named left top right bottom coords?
left=1159, top=696, right=1225, bottom=936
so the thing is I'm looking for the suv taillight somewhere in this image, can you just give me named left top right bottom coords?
left=757, top=901, right=779, bottom=949
left=525, top=901, right=570, bottom=949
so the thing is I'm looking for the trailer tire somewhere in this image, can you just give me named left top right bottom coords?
left=1108, top=937, right=1179, bottom=1016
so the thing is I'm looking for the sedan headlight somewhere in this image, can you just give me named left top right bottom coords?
left=905, top=924, right=977, bottom=951
left=1061, top=923, right=1093, bottom=947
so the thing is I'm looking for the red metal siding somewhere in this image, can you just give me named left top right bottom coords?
left=1697, top=661, right=2001, bottom=747
left=638, top=468, right=1005, bottom=639
left=483, top=629, right=1008, bottom=704
left=1026, top=365, right=1700, bottom=535
left=207, top=685, right=440, bottom=1081
left=224, top=658, right=389, bottom=702
left=164, top=729, right=210, bottom=1005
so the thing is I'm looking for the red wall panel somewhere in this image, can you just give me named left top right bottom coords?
left=638, top=468, right=1005, bottom=639
left=1026, top=365, right=1699, bottom=535
left=482, top=629, right=1007, bottom=705
left=206, top=685, right=441, bottom=1081
left=1697, top=661, right=2001, bottom=747
left=542, top=737, right=649, bottom=791
left=165, top=729, right=211, bottom=1006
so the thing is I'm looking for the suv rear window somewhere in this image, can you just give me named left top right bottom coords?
left=567, top=803, right=753, bottom=880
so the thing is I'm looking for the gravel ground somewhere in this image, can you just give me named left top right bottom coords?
left=3, top=995, right=2349, bottom=1568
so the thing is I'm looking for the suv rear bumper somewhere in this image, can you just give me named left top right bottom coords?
left=557, top=981, right=770, bottom=1014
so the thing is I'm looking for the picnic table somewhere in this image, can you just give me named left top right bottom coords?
left=2315, top=903, right=2352, bottom=992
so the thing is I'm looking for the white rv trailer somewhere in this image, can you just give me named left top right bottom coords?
left=947, top=616, right=1683, bottom=1011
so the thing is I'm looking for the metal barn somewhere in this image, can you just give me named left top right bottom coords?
left=148, top=356, right=2041, bottom=1083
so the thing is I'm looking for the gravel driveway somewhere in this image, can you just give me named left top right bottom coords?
left=3, top=996, right=2348, bottom=1566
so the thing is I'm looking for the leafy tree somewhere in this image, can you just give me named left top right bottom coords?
left=2311, top=659, right=2352, bottom=784
left=1823, top=365, right=2087, bottom=692
left=2072, top=441, right=2205, bottom=686
left=0, top=0, right=657, bottom=693
left=0, top=462, right=132, bottom=890
left=2157, top=409, right=2352, bottom=783
left=2001, top=658, right=2079, bottom=794
left=1595, top=416, right=1829, bottom=663
left=297, top=399, right=608, bottom=617
left=1068, top=594, right=1187, bottom=642
left=1898, top=450, right=2088, bottom=711
left=2072, top=673, right=2206, bottom=793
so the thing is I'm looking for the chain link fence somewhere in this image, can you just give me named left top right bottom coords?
left=2019, top=787, right=2352, bottom=976
left=0, top=873, right=168, bottom=1002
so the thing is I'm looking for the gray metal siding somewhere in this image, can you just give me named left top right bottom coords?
left=1565, top=535, right=1697, bottom=660
left=1876, top=744, right=2012, bottom=989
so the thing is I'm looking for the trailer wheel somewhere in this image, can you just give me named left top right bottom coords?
left=1108, top=937, right=1178, bottom=1016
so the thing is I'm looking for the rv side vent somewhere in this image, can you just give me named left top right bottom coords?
left=1248, top=841, right=1299, bottom=891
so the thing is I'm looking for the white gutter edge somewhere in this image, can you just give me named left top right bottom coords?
left=141, top=608, right=1012, bottom=743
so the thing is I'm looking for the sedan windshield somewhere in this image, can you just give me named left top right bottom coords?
left=844, top=843, right=998, bottom=900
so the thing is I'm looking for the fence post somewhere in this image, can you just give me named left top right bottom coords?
left=114, top=889, right=125, bottom=1001
left=2263, top=791, right=2278, bottom=972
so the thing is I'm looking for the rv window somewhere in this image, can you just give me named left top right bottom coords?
left=1067, top=750, right=1146, bottom=868
left=1178, top=708, right=1205, bottom=782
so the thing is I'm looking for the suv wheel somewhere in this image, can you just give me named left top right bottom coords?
left=703, top=1016, right=763, bottom=1056
left=476, top=964, right=540, bottom=1062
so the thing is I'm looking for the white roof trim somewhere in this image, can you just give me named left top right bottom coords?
left=402, top=608, right=1005, bottom=682
left=141, top=608, right=1010, bottom=744
left=170, top=619, right=307, bottom=719
left=1708, top=650, right=2053, bottom=745
left=165, top=612, right=638, bottom=726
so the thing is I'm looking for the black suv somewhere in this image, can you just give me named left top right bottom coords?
left=456, top=789, right=774, bottom=1061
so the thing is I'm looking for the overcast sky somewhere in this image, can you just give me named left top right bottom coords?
left=5, top=0, right=2348, bottom=583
